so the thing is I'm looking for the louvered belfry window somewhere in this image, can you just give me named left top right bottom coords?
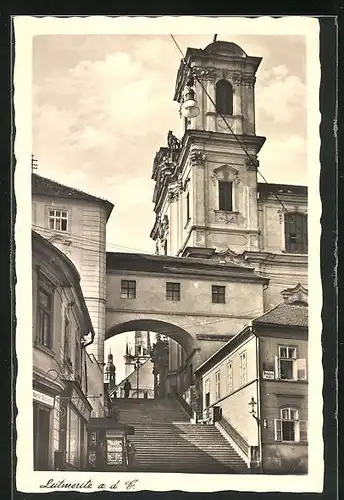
left=215, top=79, right=234, bottom=115
left=284, top=213, right=308, bottom=253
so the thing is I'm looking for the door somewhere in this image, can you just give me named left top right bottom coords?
left=33, top=403, right=51, bottom=470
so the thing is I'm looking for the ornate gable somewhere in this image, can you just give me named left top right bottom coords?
left=281, top=283, right=308, bottom=305
left=212, top=247, right=252, bottom=268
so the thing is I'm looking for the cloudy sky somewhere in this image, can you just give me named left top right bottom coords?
left=32, top=34, right=307, bottom=381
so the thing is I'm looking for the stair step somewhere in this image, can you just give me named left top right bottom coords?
left=114, top=398, right=246, bottom=472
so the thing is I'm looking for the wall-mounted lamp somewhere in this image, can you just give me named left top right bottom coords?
left=263, top=419, right=268, bottom=429
left=248, top=397, right=260, bottom=425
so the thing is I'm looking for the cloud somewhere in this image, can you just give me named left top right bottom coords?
left=32, top=35, right=308, bottom=254
left=258, top=134, right=307, bottom=185
left=256, top=65, right=306, bottom=125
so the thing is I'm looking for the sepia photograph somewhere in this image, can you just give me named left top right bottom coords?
left=14, top=16, right=323, bottom=493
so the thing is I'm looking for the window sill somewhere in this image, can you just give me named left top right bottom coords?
left=273, top=441, right=308, bottom=446
left=281, top=250, right=308, bottom=256
left=214, top=210, right=239, bottom=214
left=34, top=342, right=55, bottom=358
left=274, top=379, right=308, bottom=384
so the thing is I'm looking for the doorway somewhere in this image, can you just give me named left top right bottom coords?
left=33, top=402, right=51, bottom=470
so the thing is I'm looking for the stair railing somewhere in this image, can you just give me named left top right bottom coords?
left=218, top=416, right=250, bottom=459
left=173, top=392, right=193, bottom=418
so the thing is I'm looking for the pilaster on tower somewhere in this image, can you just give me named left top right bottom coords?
left=150, top=40, right=267, bottom=258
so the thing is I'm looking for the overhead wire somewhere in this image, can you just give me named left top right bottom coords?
left=169, top=34, right=301, bottom=218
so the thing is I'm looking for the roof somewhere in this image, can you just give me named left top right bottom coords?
left=32, top=173, right=114, bottom=220
left=195, top=302, right=308, bottom=375
left=258, top=182, right=307, bottom=199
left=106, top=252, right=268, bottom=284
left=253, top=302, right=308, bottom=328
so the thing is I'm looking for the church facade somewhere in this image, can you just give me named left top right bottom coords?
left=150, top=41, right=307, bottom=312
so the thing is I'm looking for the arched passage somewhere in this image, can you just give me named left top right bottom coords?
left=106, top=318, right=196, bottom=355
left=106, top=319, right=198, bottom=400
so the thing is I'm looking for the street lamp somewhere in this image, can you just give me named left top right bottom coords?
left=133, top=358, right=142, bottom=399
left=248, top=397, right=260, bottom=424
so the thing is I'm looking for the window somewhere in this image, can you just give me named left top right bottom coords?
left=64, top=317, right=71, bottom=364
left=66, top=406, right=81, bottom=466
left=74, top=333, right=81, bottom=382
left=48, top=209, right=68, bottom=231
left=212, top=285, right=226, bottom=304
left=226, top=362, right=233, bottom=394
left=239, top=351, right=247, bottom=386
left=218, top=181, right=233, bottom=211
left=38, top=287, right=53, bottom=349
left=121, top=280, right=136, bottom=299
left=186, top=192, right=190, bottom=221
left=166, top=282, right=180, bottom=301
left=215, top=79, right=233, bottom=115
left=277, top=346, right=297, bottom=380
left=274, top=407, right=308, bottom=443
left=204, top=379, right=210, bottom=407
left=215, top=371, right=221, bottom=400
left=284, top=213, right=308, bottom=253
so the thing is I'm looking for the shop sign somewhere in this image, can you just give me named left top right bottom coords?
left=262, top=370, right=275, bottom=380
left=106, top=438, right=123, bottom=466
left=33, top=390, right=54, bottom=407
left=71, top=387, right=91, bottom=421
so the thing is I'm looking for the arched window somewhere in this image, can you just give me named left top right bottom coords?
left=215, top=79, right=233, bottom=115
left=284, top=212, right=308, bottom=253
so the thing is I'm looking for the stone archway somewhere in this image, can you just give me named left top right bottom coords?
left=106, top=319, right=197, bottom=399
left=106, top=319, right=196, bottom=355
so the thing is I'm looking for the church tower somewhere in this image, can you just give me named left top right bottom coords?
left=124, top=331, right=152, bottom=378
left=104, top=350, right=116, bottom=392
left=150, top=40, right=266, bottom=258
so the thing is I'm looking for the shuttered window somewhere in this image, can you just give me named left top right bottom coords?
left=274, top=408, right=307, bottom=443
left=284, top=213, right=308, bottom=253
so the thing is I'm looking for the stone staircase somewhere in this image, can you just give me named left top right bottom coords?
left=113, top=398, right=248, bottom=473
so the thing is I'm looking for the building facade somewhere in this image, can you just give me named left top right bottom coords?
left=32, top=230, right=95, bottom=470
left=195, top=286, right=308, bottom=474
left=105, top=251, right=268, bottom=394
left=32, top=173, right=114, bottom=367
left=149, top=40, right=307, bottom=311
left=32, top=173, right=114, bottom=417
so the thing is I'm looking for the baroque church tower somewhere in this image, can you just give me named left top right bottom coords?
left=124, top=331, right=152, bottom=378
left=150, top=40, right=307, bottom=311
left=151, top=41, right=265, bottom=259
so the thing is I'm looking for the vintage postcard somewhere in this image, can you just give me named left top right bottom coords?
left=14, top=15, right=323, bottom=493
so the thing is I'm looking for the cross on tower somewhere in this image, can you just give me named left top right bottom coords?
left=31, top=154, right=38, bottom=172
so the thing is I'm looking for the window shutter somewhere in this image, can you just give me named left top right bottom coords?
left=274, top=419, right=282, bottom=441
left=296, top=358, right=307, bottom=380
left=292, top=358, right=298, bottom=380
left=302, top=215, right=308, bottom=252
left=274, top=356, right=280, bottom=379
left=299, top=420, right=308, bottom=442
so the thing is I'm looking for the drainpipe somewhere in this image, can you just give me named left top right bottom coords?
left=255, top=330, right=263, bottom=474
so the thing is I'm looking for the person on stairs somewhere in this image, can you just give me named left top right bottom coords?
left=124, top=379, right=131, bottom=399
left=127, top=440, right=137, bottom=468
